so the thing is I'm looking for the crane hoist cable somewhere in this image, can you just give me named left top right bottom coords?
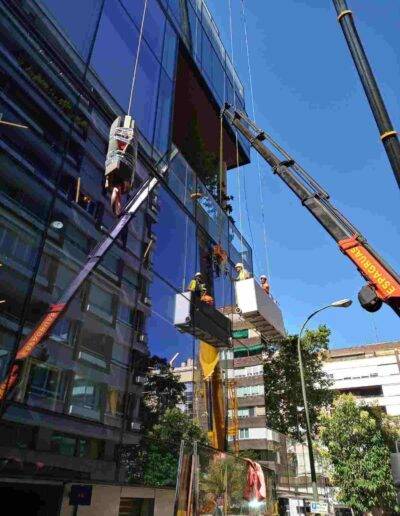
left=240, top=0, right=271, bottom=284
left=227, top=0, right=245, bottom=264
left=104, top=0, right=148, bottom=215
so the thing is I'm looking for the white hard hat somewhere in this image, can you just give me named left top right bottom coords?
left=235, top=263, right=243, bottom=269
left=260, top=275, right=267, bottom=280
left=195, top=272, right=202, bottom=277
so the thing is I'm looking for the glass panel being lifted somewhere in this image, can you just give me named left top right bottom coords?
left=235, top=278, right=285, bottom=340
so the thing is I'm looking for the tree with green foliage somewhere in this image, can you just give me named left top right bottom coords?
left=143, top=407, right=208, bottom=487
left=141, top=355, right=186, bottom=430
left=263, top=325, right=333, bottom=440
left=183, top=116, right=219, bottom=196
left=199, top=453, right=247, bottom=511
left=319, top=394, right=399, bottom=513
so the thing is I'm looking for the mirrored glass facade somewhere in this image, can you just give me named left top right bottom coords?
left=0, top=0, right=252, bottom=504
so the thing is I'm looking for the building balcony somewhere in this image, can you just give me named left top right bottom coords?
left=167, top=146, right=252, bottom=272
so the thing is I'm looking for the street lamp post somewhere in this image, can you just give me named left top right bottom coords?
left=297, top=298, right=352, bottom=501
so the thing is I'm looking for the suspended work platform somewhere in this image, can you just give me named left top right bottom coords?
left=174, top=292, right=232, bottom=348
left=235, top=278, right=285, bottom=340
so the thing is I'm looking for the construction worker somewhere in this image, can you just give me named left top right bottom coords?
left=235, top=262, right=250, bottom=281
left=188, top=273, right=214, bottom=305
left=260, top=275, right=270, bottom=295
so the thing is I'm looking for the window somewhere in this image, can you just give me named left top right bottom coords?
left=51, top=318, right=71, bottom=343
left=0, top=330, right=17, bottom=381
left=235, top=368, right=246, bottom=378
left=77, top=191, right=98, bottom=216
left=25, top=362, right=67, bottom=403
left=78, top=329, right=112, bottom=369
left=118, top=302, right=135, bottom=326
left=77, top=437, right=104, bottom=459
left=232, top=329, right=249, bottom=339
left=71, top=377, right=102, bottom=412
left=101, top=251, right=120, bottom=276
left=118, top=498, right=154, bottom=516
left=0, top=224, right=37, bottom=266
left=143, top=0, right=165, bottom=59
left=39, top=0, right=102, bottom=60
left=162, top=22, right=177, bottom=78
left=91, top=0, right=139, bottom=110
left=237, top=407, right=255, bottom=418
left=50, top=432, right=76, bottom=457
left=51, top=431, right=104, bottom=459
left=88, top=284, right=114, bottom=320
left=106, top=387, right=124, bottom=417
left=64, top=224, right=90, bottom=255
left=122, top=267, right=139, bottom=289
left=239, top=428, right=249, bottom=440
left=130, top=40, right=160, bottom=144
left=153, top=71, right=173, bottom=156
left=237, top=384, right=264, bottom=397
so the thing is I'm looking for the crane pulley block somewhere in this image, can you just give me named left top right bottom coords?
left=105, top=115, right=138, bottom=215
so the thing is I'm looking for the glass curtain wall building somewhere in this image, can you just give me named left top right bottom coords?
left=0, top=0, right=251, bottom=512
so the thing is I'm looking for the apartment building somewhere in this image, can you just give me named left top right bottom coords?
left=323, top=341, right=400, bottom=493
left=323, top=341, right=400, bottom=416
left=172, top=357, right=195, bottom=415
left=0, top=0, right=252, bottom=513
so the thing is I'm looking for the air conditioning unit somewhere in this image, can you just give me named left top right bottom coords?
left=130, top=420, right=141, bottom=431
left=143, top=297, right=152, bottom=307
left=138, top=333, right=147, bottom=343
left=135, top=375, right=147, bottom=385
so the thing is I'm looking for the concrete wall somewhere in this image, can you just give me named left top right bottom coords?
left=60, top=484, right=175, bottom=516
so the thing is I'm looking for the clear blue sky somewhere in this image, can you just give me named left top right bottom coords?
left=206, top=0, right=400, bottom=348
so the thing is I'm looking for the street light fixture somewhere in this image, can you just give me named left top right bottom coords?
left=297, top=298, right=352, bottom=501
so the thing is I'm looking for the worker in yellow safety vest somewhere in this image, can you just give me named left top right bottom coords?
left=188, top=272, right=214, bottom=305
left=260, top=275, right=270, bottom=295
left=235, top=262, right=250, bottom=281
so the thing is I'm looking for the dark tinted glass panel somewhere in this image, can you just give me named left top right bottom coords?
left=51, top=433, right=76, bottom=457
left=91, top=0, right=139, bottom=110
left=162, top=22, right=177, bottom=79
left=39, top=0, right=101, bottom=60
left=131, top=40, right=160, bottom=144
left=144, top=0, right=165, bottom=60
left=153, top=71, right=173, bottom=156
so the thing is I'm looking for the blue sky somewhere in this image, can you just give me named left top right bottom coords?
left=205, top=0, right=400, bottom=348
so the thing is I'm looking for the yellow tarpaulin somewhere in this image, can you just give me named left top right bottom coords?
left=199, top=340, right=225, bottom=451
left=199, top=340, right=219, bottom=379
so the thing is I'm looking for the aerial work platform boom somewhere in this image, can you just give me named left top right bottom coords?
left=0, top=147, right=177, bottom=403
left=223, top=105, right=400, bottom=317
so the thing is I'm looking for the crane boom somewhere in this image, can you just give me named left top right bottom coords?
left=0, top=149, right=177, bottom=403
left=224, top=105, right=400, bottom=317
